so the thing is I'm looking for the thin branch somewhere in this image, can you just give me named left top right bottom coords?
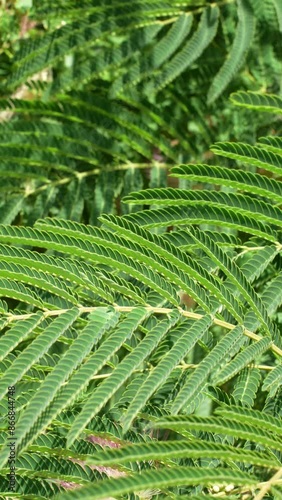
left=6, top=304, right=282, bottom=358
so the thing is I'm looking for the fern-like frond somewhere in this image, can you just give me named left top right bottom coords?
left=123, top=188, right=282, bottom=226
left=272, top=0, right=282, bottom=30
left=262, top=363, right=282, bottom=396
left=0, top=312, right=43, bottom=362
left=211, top=141, right=282, bottom=176
left=0, top=308, right=79, bottom=402
left=147, top=6, right=219, bottom=93
left=110, top=13, right=193, bottom=96
left=152, top=415, right=282, bottom=451
left=99, top=214, right=244, bottom=321
left=0, top=277, right=44, bottom=309
left=119, top=205, right=278, bottom=241
left=230, top=90, right=282, bottom=113
left=55, top=467, right=256, bottom=500
left=207, top=0, right=255, bottom=103
left=215, top=405, right=282, bottom=435
left=0, top=223, right=181, bottom=306
left=143, top=167, right=282, bottom=204
left=170, top=326, right=245, bottom=414
left=1, top=308, right=119, bottom=461
left=1, top=307, right=149, bottom=463
left=85, top=439, right=279, bottom=468
left=122, top=314, right=213, bottom=431
left=212, top=338, right=271, bottom=385
left=0, top=87, right=281, bottom=498
left=66, top=311, right=180, bottom=446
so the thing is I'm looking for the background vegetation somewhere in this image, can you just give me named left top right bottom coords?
left=0, top=0, right=281, bottom=498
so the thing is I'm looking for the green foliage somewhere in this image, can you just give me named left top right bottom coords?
left=0, top=0, right=282, bottom=498
left=207, top=0, right=255, bottom=104
left=0, top=0, right=281, bottom=226
left=0, top=91, right=281, bottom=498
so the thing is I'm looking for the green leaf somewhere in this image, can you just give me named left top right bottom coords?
left=111, top=13, right=193, bottom=95
left=100, top=214, right=244, bottom=321
left=215, top=406, right=282, bottom=436
left=123, top=188, right=282, bottom=228
left=262, top=364, right=282, bottom=396
left=85, top=439, right=279, bottom=468
left=0, top=312, right=43, bottom=362
left=171, top=164, right=282, bottom=204
left=67, top=310, right=180, bottom=445
left=7, top=308, right=119, bottom=457
left=272, top=0, right=282, bottom=31
left=120, top=205, right=277, bottom=242
left=151, top=415, right=282, bottom=451
left=231, top=91, right=282, bottom=113
left=232, top=367, right=261, bottom=407
left=213, top=337, right=271, bottom=385
left=208, top=0, right=255, bottom=103
left=0, top=308, right=80, bottom=467
left=149, top=6, right=219, bottom=92
left=171, top=326, right=244, bottom=414
left=55, top=466, right=256, bottom=500
left=122, top=314, right=213, bottom=430
left=211, top=141, right=282, bottom=176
